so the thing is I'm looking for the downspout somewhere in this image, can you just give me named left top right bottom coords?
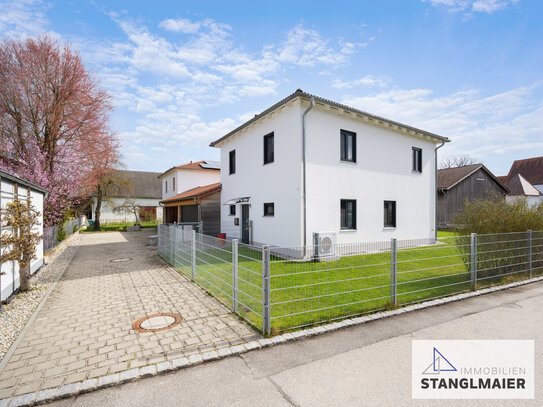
left=435, top=141, right=445, bottom=239
left=302, top=96, right=314, bottom=248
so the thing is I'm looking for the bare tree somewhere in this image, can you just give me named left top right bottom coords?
left=113, top=199, right=141, bottom=224
left=94, top=171, right=132, bottom=230
left=439, top=155, right=478, bottom=169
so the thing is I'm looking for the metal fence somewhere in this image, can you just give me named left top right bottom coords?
left=158, top=226, right=543, bottom=335
left=43, top=217, right=83, bottom=252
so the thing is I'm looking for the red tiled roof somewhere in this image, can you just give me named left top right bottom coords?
left=506, top=156, right=543, bottom=185
left=158, top=160, right=220, bottom=178
left=160, top=183, right=221, bottom=203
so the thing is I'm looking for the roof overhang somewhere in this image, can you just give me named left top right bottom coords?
left=210, top=91, right=450, bottom=148
left=223, top=197, right=250, bottom=205
left=0, top=169, right=49, bottom=196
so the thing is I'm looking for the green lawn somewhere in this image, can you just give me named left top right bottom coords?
left=163, top=234, right=540, bottom=335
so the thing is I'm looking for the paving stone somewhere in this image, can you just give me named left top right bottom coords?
left=8, top=393, right=36, bottom=407
left=0, top=231, right=260, bottom=399
left=97, top=374, right=119, bottom=389
left=188, top=354, right=203, bottom=365
left=34, top=388, right=57, bottom=405
left=119, top=369, right=139, bottom=383
left=172, top=358, right=190, bottom=369
left=156, top=362, right=173, bottom=373
left=139, top=365, right=156, bottom=378
left=79, top=379, right=97, bottom=393
left=202, top=351, right=218, bottom=361
left=271, top=336, right=287, bottom=345
left=54, top=382, right=81, bottom=400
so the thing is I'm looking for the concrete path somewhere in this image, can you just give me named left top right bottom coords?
left=0, top=230, right=258, bottom=400
left=49, top=280, right=543, bottom=407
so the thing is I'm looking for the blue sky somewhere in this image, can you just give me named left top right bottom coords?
left=1, top=0, right=542, bottom=176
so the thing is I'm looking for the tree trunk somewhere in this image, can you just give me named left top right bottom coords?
left=94, top=185, right=102, bottom=230
left=19, top=262, right=31, bottom=292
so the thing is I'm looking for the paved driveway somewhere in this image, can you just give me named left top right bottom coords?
left=0, top=229, right=258, bottom=399
left=49, top=280, right=543, bottom=407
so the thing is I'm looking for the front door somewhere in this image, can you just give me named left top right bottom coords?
left=241, top=204, right=250, bottom=244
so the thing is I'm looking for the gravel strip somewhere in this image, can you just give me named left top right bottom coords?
left=0, top=235, right=80, bottom=361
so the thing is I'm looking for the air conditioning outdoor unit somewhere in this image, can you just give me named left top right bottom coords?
left=313, top=232, right=339, bottom=262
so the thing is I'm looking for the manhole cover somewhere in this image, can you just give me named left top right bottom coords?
left=132, top=313, right=183, bottom=333
left=110, top=258, right=132, bottom=263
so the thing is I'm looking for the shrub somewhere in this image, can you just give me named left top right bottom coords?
left=57, top=226, right=66, bottom=242
left=454, top=199, right=543, bottom=281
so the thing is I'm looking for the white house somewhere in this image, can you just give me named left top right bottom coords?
left=500, top=156, right=543, bottom=207
left=500, top=174, right=542, bottom=207
left=90, top=170, right=163, bottom=224
left=210, top=90, right=450, bottom=249
left=0, top=169, right=48, bottom=302
left=158, top=160, right=221, bottom=224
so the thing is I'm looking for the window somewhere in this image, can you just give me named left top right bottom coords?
left=264, top=202, right=275, bottom=217
left=229, top=150, right=236, bottom=174
left=165, top=181, right=168, bottom=193
left=384, top=201, right=396, bottom=228
left=412, top=147, right=422, bottom=173
left=340, top=199, right=356, bottom=230
left=340, top=130, right=356, bottom=163
left=264, top=132, right=274, bottom=164
left=229, top=205, right=236, bottom=216
left=172, top=177, right=175, bottom=191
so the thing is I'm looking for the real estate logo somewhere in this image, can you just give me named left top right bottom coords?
left=412, top=340, right=534, bottom=399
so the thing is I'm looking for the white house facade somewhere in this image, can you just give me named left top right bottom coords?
left=158, top=161, right=221, bottom=224
left=211, top=90, right=449, bottom=248
left=0, top=170, right=48, bottom=302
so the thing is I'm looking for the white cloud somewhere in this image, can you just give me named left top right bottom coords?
left=159, top=18, right=201, bottom=34
left=0, top=0, right=51, bottom=38
left=273, top=25, right=357, bottom=67
left=342, top=82, right=543, bottom=166
left=425, top=0, right=520, bottom=14
left=333, top=75, right=390, bottom=89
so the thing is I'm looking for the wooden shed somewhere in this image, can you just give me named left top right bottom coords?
left=160, top=183, right=221, bottom=236
left=437, top=164, right=509, bottom=227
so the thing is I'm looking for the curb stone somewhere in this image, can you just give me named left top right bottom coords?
left=2, top=275, right=543, bottom=406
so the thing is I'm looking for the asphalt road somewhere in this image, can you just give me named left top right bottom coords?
left=50, top=281, right=543, bottom=407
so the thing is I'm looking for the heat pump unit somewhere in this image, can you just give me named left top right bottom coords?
left=313, top=232, right=338, bottom=261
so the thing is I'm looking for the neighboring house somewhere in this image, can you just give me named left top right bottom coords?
left=499, top=156, right=543, bottom=206
left=210, top=89, right=450, bottom=248
left=0, top=170, right=48, bottom=302
left=160, top=183, right=222, bottom=235
left=158, top=160, right=221, bottom=226
left=437, top=164, right=509, bottom=227
left=497, top=174, right=542, bottom=207
left=90, top=170, right=162, bottom=224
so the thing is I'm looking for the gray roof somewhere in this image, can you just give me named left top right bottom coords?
left=0, top=169, right=49, bottom=195
left=105, top=170, right=162, bottom=199
left=210, top=89, right=450, bottom=147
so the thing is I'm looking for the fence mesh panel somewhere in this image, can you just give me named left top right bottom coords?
left=158, top=227, right=543, bottom=335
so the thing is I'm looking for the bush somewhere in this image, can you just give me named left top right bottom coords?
left=57, top=226, right=66, bottom=242
left=73, top=224, right=78, bottom=233
left=454, top=199, right=543, bottom=281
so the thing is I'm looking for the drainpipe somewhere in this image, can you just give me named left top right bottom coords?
left=302, top=96, right=314, bottom=248
left=435, top=141, right=445, bottom=239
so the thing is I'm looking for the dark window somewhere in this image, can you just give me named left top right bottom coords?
left=264, top=132, right=274, bottom=164
left=229, top=150, right=236, bottom=174
left=264, top=202, right=275, bottom=217
left=340, top=130, right=356, bottom=163
left=229, top=205, right=236, bottom=216
left=340, top=199, right=356, bottom=230
left=172, top=177, right=175, bottom=190
left=412, top=147, right=422, bottom=173
left=384, top=201, right=396, bottom=228
left=165, top=181, right=168, bottom=193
